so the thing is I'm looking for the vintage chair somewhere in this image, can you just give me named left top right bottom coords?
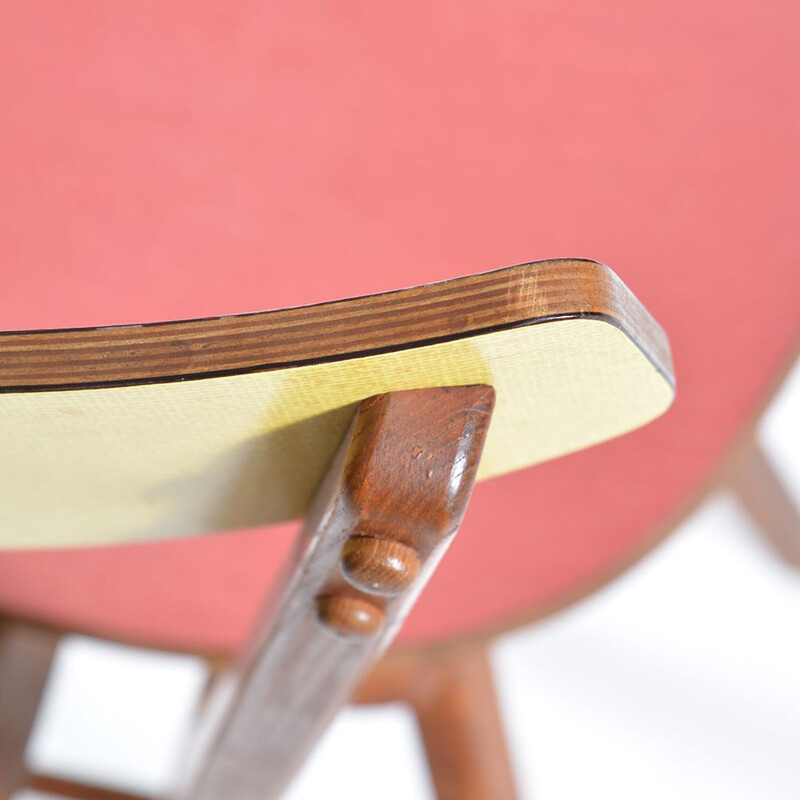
left=0, top=259, right=676, bottom=799
left=2, top=2, right=800, bottom=799
left=1, top=263, right=798, bottom=800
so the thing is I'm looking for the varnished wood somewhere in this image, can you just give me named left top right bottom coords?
left=356, top=645, right=518, bottom=800
left=316, top=595, right=385, bottom=637
left=0, top=621, right=58, bottom=800
left=341, top=537, right=421, bottom=595
left=727, top=435, right=800, bottom=566
left=178, top=386, right=494, bottom=800
left=0, top=260, right=669, bottom=390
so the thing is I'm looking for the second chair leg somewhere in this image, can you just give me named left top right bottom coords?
left=414, top=646, right=519, bottom=800
left=0, top=621, right=58, bottom=800
left=727, top=436, right=800, bottom=566
left=357, top=644, right=519, bottom=800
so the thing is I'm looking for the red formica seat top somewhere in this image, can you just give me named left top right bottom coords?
left=0, top=1, right=798, bottom=650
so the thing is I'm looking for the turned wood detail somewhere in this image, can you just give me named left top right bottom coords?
left=340, top=536, right=421, bottom=596
left=316, top=594, right=385, bottom=637
left=178, top=385, right=495, bottom=800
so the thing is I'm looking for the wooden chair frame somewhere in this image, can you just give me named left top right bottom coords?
left=2, top=365, right=798, bottom=800
left=0, top=258, right=686, bottom=799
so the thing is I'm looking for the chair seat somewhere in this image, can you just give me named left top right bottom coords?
left=0, top=261, right=672, bottom=549
left=1, top=1, right=799, bottom=649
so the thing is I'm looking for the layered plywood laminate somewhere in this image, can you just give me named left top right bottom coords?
left=0, top=260, right=674, bottom=548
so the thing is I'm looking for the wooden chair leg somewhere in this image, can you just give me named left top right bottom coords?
left=728, top=436, right=800, bottom=566
left=179, top=386, right=495, bottom=800
left=414, top=646, right=518, bottom=800
left=0, top=622, right=59, bottom=799
left=356, top=645, right=519, bottom=800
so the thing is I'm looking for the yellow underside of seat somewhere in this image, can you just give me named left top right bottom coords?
left=0, top=318, right=673, bottom=548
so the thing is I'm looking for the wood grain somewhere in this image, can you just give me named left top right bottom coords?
left=178, top=386, right=494, bottom=800
left=316, top=594, right=385, bottom=636
left=0, top=259, right=670, bottom=391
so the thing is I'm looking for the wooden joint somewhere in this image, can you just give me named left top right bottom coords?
left=340, top=536, right=420, bottom=596
left=315, top=593, right=385, bottom=637
left=180, top=385, right=494, bottom=800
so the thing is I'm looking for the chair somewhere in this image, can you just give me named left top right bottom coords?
left=2, top=261, right=799, bottom=799
left=1, top=259, right=675, bottom=798
left=2, top=2, right=800, bottom=798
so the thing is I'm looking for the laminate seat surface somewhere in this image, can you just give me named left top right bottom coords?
left=0, top=259, right=672, bottom=549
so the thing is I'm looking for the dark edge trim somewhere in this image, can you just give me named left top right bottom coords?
left=0, top=257, right=606, bottom=338
left=0, top=311, right=674, bottom=394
